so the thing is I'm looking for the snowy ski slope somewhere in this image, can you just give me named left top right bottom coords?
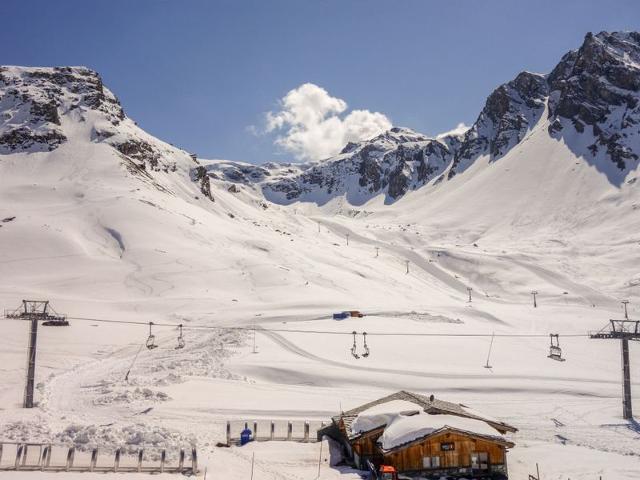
left=1, top=57, right=640, bottom=478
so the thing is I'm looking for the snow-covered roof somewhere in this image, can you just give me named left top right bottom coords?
left=351, top=400, right=421, bottom=435
left=379, top=413, right=505, bottom=451
left=340, top=390, right=517, bottom=434
left=349, top=397, right=509, bottom=451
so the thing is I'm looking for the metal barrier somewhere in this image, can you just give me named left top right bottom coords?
left=226, top=419, right=327, bottom=446
left=0, top=441, right=197, bottom=474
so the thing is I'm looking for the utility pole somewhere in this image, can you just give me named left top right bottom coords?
left=622, top=300, right=629, bottom=319
left=467, top=287, right=473, bottom=303
left=590, top=316, right=639, bottom=420
left=405, top=260, right=410, bottom=274
left=531, top=290, right=538, bottom=308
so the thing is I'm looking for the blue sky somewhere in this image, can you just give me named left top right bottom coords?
left=4, top=0, right=639, bottom=163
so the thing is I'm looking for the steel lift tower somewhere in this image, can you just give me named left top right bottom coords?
left=590, top=318, right=639, bottom=419
left=4, top=300, right=68, bottom=408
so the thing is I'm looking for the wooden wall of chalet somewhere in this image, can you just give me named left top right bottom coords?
left=351, top=428, right=385, bottom=458
left=382, top=431, right=506, bottom=472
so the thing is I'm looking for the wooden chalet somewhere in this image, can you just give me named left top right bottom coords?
left=318, top=391, right=517, bottom=479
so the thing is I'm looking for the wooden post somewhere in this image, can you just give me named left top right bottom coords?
left=160, top=450, right=166, bottom=473
left=304, top=422, right=310, bottom=442
left=15, top=444, right=23, bottom=470
left=89, top=448, right=98, bottom=472
left=137, top=449, right=143, bottom=473
left=191, top=446, right=198, bottom=474
left=114, top=448, right=121, bottom=472
left=179, top=449, right=185, bottom=471
left=0, top=443, right=3, bottom=466
left=21, top=444, right=28, bottom=467
left=41, top=445, right=49, bottom=471
left=66, top=447, right=74, bottom=472
left=226, top=421, right=231, bottom=446
left=316, top=439, right=323, bottom=479
left=270, top=421, right=275, bottom=441
left=254, top=421, right=258, bottom=441
left=287, top=422, right=293, bottom=441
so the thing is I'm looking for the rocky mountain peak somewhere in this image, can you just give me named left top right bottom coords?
left=547, top=31, right=640, bottom=171
left=447, top=71, right=548, bottom=178
left=0, top=66, right=124, bottom=153
left=0, top=66, right=212, bottom=201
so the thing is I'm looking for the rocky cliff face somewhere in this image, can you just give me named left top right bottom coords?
left=448, top=71, right=548, bottom=178
left=0, top=66, right=124, bottom=153
left=547, top=31, right=640, bottom=171
left=0, top=66, right=211, bottom=200
left=204, top=30, right=639, bottom=204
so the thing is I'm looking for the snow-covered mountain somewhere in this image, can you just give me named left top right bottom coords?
left=205, top=127, right=461, bottom=205
left=205, top=31, right=640, bottom=203
left=2, top=33, right=640, bottom=480
left=0, top=65, right=214, bottom=200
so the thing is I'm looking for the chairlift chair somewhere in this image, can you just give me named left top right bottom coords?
left=146, top=322, right=158, bottom=350
left=175, top=324, right=185, bottom=350
left=351, top=331, right=360, bottom=359
left=548, top=334, right=565, bottom=362
left=362, top=332, right=370, bottom=358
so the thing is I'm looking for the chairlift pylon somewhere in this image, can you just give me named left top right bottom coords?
left=351, top=331, right=360, bottom=359
left=548, top=333, right=565, bottom=362
left=362, top=332, right=370, bottom=358
left=175, top=324, right=185, bottom=350
left=146, top=322, right=158, bottom=350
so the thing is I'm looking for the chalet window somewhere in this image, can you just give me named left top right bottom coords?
left=471, top=452, right=489, bottom=470
left=422, top=456, right=440, bottom=469
left=440, top=442, right=455, bottom=451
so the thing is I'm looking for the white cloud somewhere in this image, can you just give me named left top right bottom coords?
left=436, top=122, right=470, bottom=138
left=265, top=83, right=392, bottom=161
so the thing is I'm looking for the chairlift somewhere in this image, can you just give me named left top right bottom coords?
left=351, top=331, right=360, bottom=359
left=547, top=334, right=565, bottom=362
left=146, top=322, right=158, bottom=350
left=175, top=324, right=185, bottom=350
left=362, top=332, right=370, bottom=358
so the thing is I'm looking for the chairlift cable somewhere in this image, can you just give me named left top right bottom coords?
left=62, top=315, right=590, bottom=338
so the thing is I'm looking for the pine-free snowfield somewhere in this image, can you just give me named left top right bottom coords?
left=1, top=112, right=639, bottom=478
left=1, top=210, right=639, bottom=479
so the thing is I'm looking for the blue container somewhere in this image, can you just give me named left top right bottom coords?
left=240, top=427, right=253, bottom=445
left=333, top=312, right=348, bottom=320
